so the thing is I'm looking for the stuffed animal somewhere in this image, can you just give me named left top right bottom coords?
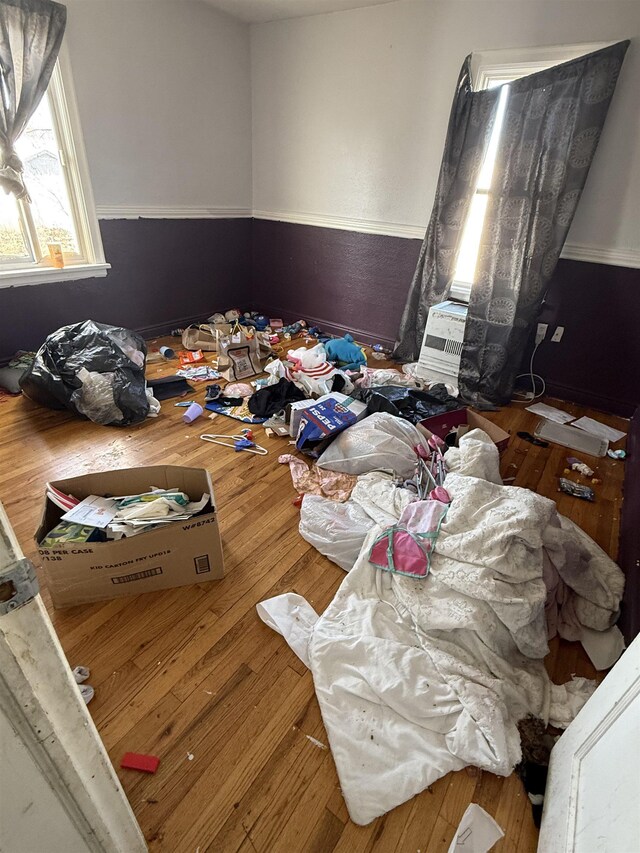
left=324, top=334, right=367, bottom=371
left=287, top=344, right=327, bottom=372
left=286, top=344, right=355, bottom=397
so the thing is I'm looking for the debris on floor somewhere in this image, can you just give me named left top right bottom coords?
left=515, top=716, right=555, bottom=828
left=447, top=804, right=504, bottom=852
left=558, top=477, right=595, bottom=501
left=201, top=431, right=268, bottom=455
left=566, top=456, right=594, bottom=477
left=120, top=753, right=161, bottom=774
left=305, top=735, right=328, bottom=750
left=72, top=665, right=95, bottom=704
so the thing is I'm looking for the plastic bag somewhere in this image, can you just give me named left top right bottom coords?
left=316, top=412, right=428, bottom=478
left=73, top=368, right=123, bottom=425
left=20, top=320, right=149, bottom=426
left=299, top=495, right=375, bottom=571
left=360, top=384, right=460, bottom=424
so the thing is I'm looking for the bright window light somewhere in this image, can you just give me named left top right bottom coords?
left=452, top=83, right=510, bottom=291
left=0, top=51, right=107, bottom=287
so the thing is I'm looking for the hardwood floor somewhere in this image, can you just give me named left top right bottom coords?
left=0, top=338, right=629, bottom=853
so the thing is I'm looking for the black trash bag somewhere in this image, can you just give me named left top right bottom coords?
left=360, top=384, right=460, bottom=425
left=20, top=320, right=149, bottom=426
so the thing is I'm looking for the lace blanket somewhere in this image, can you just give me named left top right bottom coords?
left=258, top=429, right=625, bottom=824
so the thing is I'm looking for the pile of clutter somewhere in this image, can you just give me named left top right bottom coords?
left=257, top=423, right=627, bottom=826
left=42, top=483, right=211, bottom=544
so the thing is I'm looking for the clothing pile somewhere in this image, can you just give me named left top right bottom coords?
left=258, top=426, right=625, bottom=825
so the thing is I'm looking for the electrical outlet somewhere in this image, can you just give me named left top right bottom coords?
left=536, top=323, right=548, bottom=343
left=551, top=326, right=565, bottom=343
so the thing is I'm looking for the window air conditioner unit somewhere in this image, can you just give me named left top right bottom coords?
left=415, top=300, right=468, bottom=385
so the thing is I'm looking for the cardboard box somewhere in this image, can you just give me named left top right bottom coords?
left=35, top=465, right=224, bottom=609
left=287, top=392, right=368, bottom=437
left=419, top=408, right=510, bottom=454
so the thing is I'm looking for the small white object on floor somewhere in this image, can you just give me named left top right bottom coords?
left=580, top=625, right=626, bottom=671
left=187, top=752, right=194, bottom=761
left=73, top=665, right=90, bottom=684
left=447, top=804, right=504, bottom=853
left=525, top=402, right=575, bottom=424
left=256, top=594, right=319, bottom=668
left=571, top=416, right=626, bottom=444
left=306, top=735, right=328, bottom=750
left=79, top=684, right=94, bottom=705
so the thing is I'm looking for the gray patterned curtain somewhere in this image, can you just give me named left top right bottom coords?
left=460, top=41, right=629, bottom=407
left=0, top=0, right=67, bottom=201
left=394, top=41, right=629, bottom=408
left=393, top=58, right=502, bottom=361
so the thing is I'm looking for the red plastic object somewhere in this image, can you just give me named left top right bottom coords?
left=292, top=494, right=304, bottom=508
left=120, top=752, right=160, bottom=773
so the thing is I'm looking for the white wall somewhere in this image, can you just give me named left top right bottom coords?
left=65, top=0, right=252, bottom=212
left=251, top=0, right=640, bottom=262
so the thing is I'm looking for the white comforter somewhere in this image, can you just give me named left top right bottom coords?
left=258, top=429, right=625, bottom=825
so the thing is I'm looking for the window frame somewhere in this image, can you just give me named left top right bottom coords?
left=0, top=44, right=109, bottom=288
left=448, top=41, right=615, bottom=303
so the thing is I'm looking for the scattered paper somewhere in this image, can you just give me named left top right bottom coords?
left=581, top=625, right=626, bottom=671
left=447, top=804, right=504, bottom=853
left=525, top=402, right=575, bottom=424
left=306, top=735, right=328, bottom=750
left=571, top=416, right=626, bottom=444
left=62, top=495, right=117, bottom=528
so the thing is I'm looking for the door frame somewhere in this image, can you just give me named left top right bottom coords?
left=0, top=501, right=146, bottom=853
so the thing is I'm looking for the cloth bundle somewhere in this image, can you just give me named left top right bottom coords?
left=258, top=427, right=626, bottom=825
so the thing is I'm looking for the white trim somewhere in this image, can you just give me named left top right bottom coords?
left=251, top=210, right=640, bottom=268
left=559, top=243, right=640, bottom=269
left=0, top=263, right=110, bottom=288
left=96, top=206, right=252, bottom=220
left=470, top=41, right=618, bottom=90
left=0, top=47, right=107, bottom=289
left=0, top=502, right=146, bottom=853
left=252, top=208, right=425, bottom=239
left=51, top=45, right=106, bottom=268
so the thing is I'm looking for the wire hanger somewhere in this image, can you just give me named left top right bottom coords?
left=200, top=431, right=268, bottom=455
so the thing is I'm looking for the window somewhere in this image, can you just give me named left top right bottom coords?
left=0, top=47, right=108, bottom=287
left=449, top=42, right=613, bottom=302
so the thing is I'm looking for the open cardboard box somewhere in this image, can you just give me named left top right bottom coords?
left=35, top=465, right=224, bottom=609
left=418, top=408, right=510, bottom=454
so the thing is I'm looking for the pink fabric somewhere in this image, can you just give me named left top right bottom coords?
left=279, top=454, right=356, bottom=502
left=369, top=500, right=449, bottom=578
left=369, top=531, right=430, bottom=578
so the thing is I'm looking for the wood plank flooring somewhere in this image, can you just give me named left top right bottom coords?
left=0, top=338, right=629, bottom=853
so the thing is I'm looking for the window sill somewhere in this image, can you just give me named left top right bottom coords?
left=0, top=263, right=110, bottom=289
